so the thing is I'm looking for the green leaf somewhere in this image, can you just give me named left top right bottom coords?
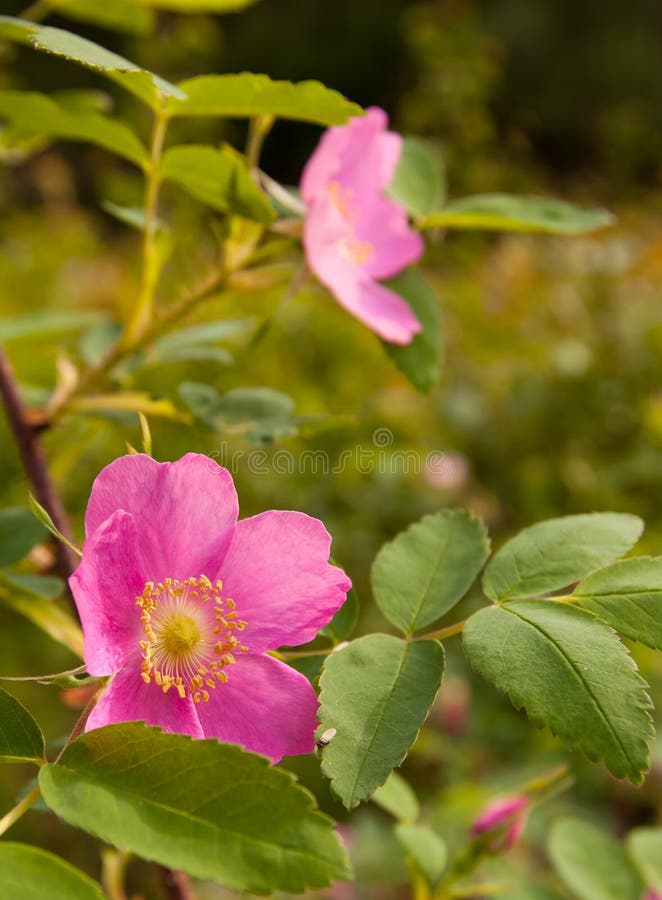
left=101, top=203, right=148, bottom=233
left=0, top=91, right=148, bottom=167
left=318, top=635, right=444, bottom=807
left=162, top=144, right=274, bottom=222
left=44, top=0, right=153, bottom=35
left=0, top=310, right=103, bottom=341
left=79, top=320, right=122, bottom=366
left=0, top=506, right=45, bottom=567
left=387, top=137, right=445, bottom=218
left=0, top=572, right=84, bottom=658
left=463, top=601, right=653, bottom=783
left=0, top=689, right=45, bottom=764
left=0, top=18, right=184, bottom=110
left=371, top=771, right=420, bottom=823
left=148, top=345, right=233, bottom=367
left=573, top=557, right=662, bottom=650
left=319, top=587, right=359, bottom=642
left=154, top=318, right=256, bottom=352
left=141, top=0, right=259, bottom=9
left=372, top=510, right=489, bottom=635
left=180, top=382, right=295, bottom=430
left=28, top=494, right=82, bottom=559
left=420, top=194, right=614, bottom=235
left=482, top=513, right=643, bottom=603
left=395, top=823, right=448, bottom=887
left=500, top=887, right=562, bottom=900
left=217, top=387, right=295, bottom=421
left=169, top=73, right=362, bottom=124
left=39, top=723, right=349, bottom=893
left=383, top=268, right=442, bottom=393
left=0, top=844, right=105, bottom=899
left=548, top=818, right=643, bottom=900
left=626, top=827, right=662, bottom=890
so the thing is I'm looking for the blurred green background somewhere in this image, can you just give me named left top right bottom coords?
left=1, top=1, right=662, bottom=897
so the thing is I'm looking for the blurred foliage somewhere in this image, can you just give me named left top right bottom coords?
left=1, top=0, right=662, bottom=897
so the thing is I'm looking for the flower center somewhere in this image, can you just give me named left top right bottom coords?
left=339, top=236, right=374, bottom=265
left=327, top=180, right=355, bottom=219
left=161, top=614, right=200, bottom=656
left=326, top=182, right=375, bottom=265
left=136, top=575, right=248, bottom=704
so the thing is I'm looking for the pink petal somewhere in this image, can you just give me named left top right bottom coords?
left=301, top=119, right=352, bottom=204
left=471, top=796, right=528, bottom=834
left=303, top=196, right=422, bottom=345
left=195, top=653, right=318, bottom=762
left=220, top=510, right=350, bottom=652
left=69, top=510, right=145, bottom=676
left=85, top=661, right=204, bottom=738
left=329, top=108, right=394, bottom=199
left=324, top=259, right=422, bottom=344
left=84, top=453, right=238, bottom=583
left=356, top=196, right=425, bottom=279
left=301, top=108, right=398, bottom=206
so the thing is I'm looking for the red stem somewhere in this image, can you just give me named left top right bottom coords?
left=0, top=343, right=75, bottom=581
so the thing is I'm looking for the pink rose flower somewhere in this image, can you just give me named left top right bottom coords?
left=301, top=106, right=424, bottom=345
left=70, top=453, right=351, bottom=763
left=471, top=795, right=529, bottom=852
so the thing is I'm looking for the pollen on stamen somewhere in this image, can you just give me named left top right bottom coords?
left=135, top=574, right=248, bottom=700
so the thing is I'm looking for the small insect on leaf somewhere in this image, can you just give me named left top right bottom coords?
left=316, top=727, right=337, bottom=753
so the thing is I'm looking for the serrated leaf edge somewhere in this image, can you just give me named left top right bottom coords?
left=372, top=509, right=490, bottom=635
left=463, top=604, right=654, bottom=784
left=40, top=723, right=350, bottom=891
left=483, top=513, right=644, bottom=603
left=317, top=637, right=445, bottom=808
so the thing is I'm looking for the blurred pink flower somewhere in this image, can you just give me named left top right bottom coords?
left=70, top=453, right=350, bottom=763
left=644, top=892, right=662, bottom=900
left=471, top=795, right=529, bottom=852
left=301, top=106, right=424, bottom=345
left=424, top=451, right=470, bottom=492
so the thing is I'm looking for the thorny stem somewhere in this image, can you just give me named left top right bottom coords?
left=19, top=0, right=50, bottom=21
left=0, top=784, right=42, bottom=837
left=124, top=108, right=170, bottom=346
left=0, top=343, right=75, bottom=581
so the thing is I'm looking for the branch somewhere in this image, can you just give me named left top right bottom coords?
left=0, top=343, right=75, bottom=581
left=46, top=267, right=224, bottom=423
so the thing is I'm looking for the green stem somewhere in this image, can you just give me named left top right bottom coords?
left=416, top=620, right=466, bottom=642
left=275, top=646, right=333, bottom=660
left=46, top=267, right=224, bottom=423
left=20, top=0, right=50, bottom=21
left=0, top=784, right=41, bottom=837
left=101, top=848, right=131, bottom=900
left=246, top=114, right=275, bottom=170
left=123, top=109, right=169, bottom=347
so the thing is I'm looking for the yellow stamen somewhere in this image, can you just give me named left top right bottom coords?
left=135, top=575, right=248, bottom=700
